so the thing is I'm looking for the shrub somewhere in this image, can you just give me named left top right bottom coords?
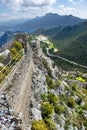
left=76, top=77, right=86, bottom=83
left=13, top=41, right=22, bottom=51
left=31, top=120, right=48, bottom=130
left=67, top=97, right=75, bottom=108
left=72, top=83, right=77, bottom=91
left=46, top=76, right=55, bottom=89
left=46, top=76, right=51, bottom=85
left=44, top=118, right=56, bottom=130
left=3, top=66, right=10, bottom=76
left=83, top=120, right=87, bottom=127
left=42, top=58, right=52, bottom=76
left=0, top=66, right=3, bottom=71
left=82, top=89, right=87, bottom=95
left=54, top=105, right=64, bottom=114
left=41, top=102, right=53, bottom=119
left=48, top=93, right=58, bottom=106
left=41, top=94, right=48, bottom=101
left=10, top=48, right=18, bottom=56
left=0, top=66, right=10, bottom=83
left=55, top=79, right=61, bottom=87
left=10, top=47, right=22, bottom=63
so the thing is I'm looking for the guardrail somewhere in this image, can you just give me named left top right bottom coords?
left=47, top=48, right=87, bottom=70
left=0, top=50, right=24, bottom=88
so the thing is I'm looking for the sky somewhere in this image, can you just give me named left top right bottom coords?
left=0, top=0, right=87, bottom=22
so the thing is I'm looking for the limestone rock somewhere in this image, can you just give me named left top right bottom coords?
left=31, top=107, right=42, bottom=120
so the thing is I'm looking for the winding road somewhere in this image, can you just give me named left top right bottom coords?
left=47, top=48, right=87, bottom=69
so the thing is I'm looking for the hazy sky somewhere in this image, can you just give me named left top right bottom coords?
left=0, top=0, right=87, bottom=21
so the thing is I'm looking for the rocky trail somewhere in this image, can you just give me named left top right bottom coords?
left=0, top=93, right=22, bottom=130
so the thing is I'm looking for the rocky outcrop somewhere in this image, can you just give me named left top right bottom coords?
left=29, top=48, right=87, bottom=130
left=30, top=65, right=48, bottom=121
left=0, top=93, right=22, bottom=130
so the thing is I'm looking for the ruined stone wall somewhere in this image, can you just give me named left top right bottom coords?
left=0, top=45, right=34, bottom=129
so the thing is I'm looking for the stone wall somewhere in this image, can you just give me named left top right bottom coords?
left=0, top=55, right=25, bottom=91
left=0, top=44, right=34, bottom=129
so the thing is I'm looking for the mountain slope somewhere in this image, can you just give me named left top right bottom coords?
left=0, top=31, right=14, bottom=47
left=50, top=22, right=87, bottom=66
left=34, top=21, right=87, bottom=69
left=21, top=13, right=85, bottom=31
left=0, top=13, right=86, bottom=32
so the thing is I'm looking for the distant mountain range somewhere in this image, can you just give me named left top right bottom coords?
left=0, top=13, right=86, bottom=32
left=21, top=13, right=86, bottom=31
left=0, top=18, right=30, bottom=32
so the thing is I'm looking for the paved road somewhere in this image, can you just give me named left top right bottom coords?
left=47, top=48, right=87, bottom=69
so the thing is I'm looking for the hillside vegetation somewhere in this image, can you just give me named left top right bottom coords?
left=35, top=22, right=87, bottom=69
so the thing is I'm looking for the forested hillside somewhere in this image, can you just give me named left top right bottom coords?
left=34, top=22, right=87, bottom=68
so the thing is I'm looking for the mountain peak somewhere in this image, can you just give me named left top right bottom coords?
left=45, top=13, right=59, bottom=16
left=0, top=13, right=86, bottom=32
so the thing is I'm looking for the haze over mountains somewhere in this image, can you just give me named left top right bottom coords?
left=0, top=18, right=30, bottom=32
left=0, top=13, right=86, bottom=32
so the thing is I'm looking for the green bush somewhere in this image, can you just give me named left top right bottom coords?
left=75, top=106, right=83, bottom=114
left=3, top=66, right=10, bottom=76
left=67, top=97, right=75, bottom=108
left=46, top=76, right=51, bottom=85
left=46, top=76, right=55, bottom=89
left=44, top=118, right=56, bottom=130
left=41, top=102, right=53, bottom=119
left=42, top=58, right=52, bottom=76
left=0, top=66, right=10, bottom=83
left=10, top=48, right=18, bottom=56
left=54, top=105, right=64, bottom=114
left=0, top=66, right=3, bottom=71
left=48, top=93, right=58, bottom=106
left=10, top=46, right=22, bottom=63
left=31, top=120, right=48, bottom=130
left=83, top=120, right=87, bottom=127
left=13, top=41, right=22, bottom=51
left=41, top=94, right=48, bottom=101
left=72, top=83, right=77, bottom=91
left=82, top=89, right=87, bottom=95
left=55, top=79, right=61, bottom=87
left=76, top=77, right=86, bottom=83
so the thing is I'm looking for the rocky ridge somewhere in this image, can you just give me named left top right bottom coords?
left=0, top=39, right=87, bottom=129
left=29, top=46, right=87, bottom=130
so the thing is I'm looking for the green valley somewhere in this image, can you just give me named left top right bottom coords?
left=34, top=22, right=87, bottom=71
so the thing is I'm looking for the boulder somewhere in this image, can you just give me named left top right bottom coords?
left=31, top=107, right=42, bottom=120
